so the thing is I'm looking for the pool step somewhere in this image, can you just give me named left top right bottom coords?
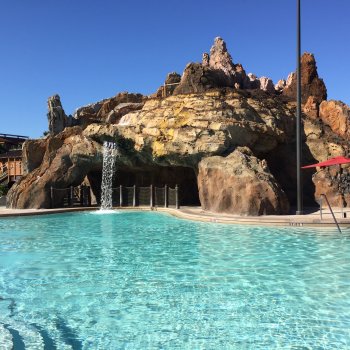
left=0, top=324, right=13, bottom=350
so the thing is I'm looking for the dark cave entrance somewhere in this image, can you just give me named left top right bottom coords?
left=88, top=165, right=200, bottom=206
left=264, top=143, right=318, bottom=209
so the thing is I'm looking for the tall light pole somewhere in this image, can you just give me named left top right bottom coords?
left=296, top=0, right=303, bottom=214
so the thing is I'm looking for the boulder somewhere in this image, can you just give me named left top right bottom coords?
left=282, top=53, right=327, bottom=104
left=312, top=168, right=350, bottom=208
left=319, top=100, right=350, bottom=138
left=197, top=147, right=290, bottom=215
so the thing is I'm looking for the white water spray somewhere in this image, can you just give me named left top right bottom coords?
left=100, top=141, right=118, bottom=210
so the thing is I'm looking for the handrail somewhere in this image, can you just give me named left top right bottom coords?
left=320, top=194, right=342, bottom=233
left=0, top=133, right=29, bottom=139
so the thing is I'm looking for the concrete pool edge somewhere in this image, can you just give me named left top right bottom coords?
left=1, top=206, right=350, bottom=229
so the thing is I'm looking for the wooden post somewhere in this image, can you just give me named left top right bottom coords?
left=50, top=186, right=54, bottom=209
left=133, top=185, right=136, bottom=207
left=150, top=184, right=153, bottom=208
left=164, top=185, right=168, bottom=208
left=120, top=185, right=123, bottom=207
left=175, top=184, right=179, bottom=209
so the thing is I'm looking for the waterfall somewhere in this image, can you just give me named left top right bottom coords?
left=100, top=141, right=118, bottom=210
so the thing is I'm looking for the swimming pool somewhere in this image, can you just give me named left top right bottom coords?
left=0, top=211, right=349, bottom=349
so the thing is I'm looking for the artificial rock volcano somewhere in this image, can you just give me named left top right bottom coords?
left=8, top=37, right=350, bottom=214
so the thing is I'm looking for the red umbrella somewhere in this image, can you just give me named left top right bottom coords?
left=301, top=156, right=350, bottom=169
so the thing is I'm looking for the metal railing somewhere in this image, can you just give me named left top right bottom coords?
left=50, top=184, right=180, bottom=209
left=0, top=133, right=29, bottom=140
left=319, top=194, right=342, bottom=233
left=111, top=184, right=179, bottom=209
left=50, top=185, right=91, bottom=208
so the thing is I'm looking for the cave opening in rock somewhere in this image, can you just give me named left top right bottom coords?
left=87, top=165, right=200, bottom=206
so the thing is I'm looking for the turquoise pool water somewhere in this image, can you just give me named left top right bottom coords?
left=0, top=211, right=349, bottom=349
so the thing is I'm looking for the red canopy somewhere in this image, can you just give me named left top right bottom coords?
left=301, top=156, right=350, bottom=169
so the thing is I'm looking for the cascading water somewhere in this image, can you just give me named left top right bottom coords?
left=100, top=141, right=118, bottom=210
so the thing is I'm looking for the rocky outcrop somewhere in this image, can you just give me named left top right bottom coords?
left=173, top=63, right=228, bottom=94
left=8, top=89, right=296, bottom=210
left=275, top=79, right=286, bottom=92
left=7, top=37, right=349, bottom=215
left=282, top=53, right=327, bottom=104
left=47, top=95, right=69, bottom=135
left=259, top=77, right=275, bottom=94
left=74, top=92, right=146, bottom=127
left=319, top=100, right=350, bottom=138
left=7, top=127, right=101, bottom=209
left=174, top=37, right=252, bottom=94
left=198, top=147, right=290, bottom=215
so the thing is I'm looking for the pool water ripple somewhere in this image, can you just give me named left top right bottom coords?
left=0, top=211, right=349, bottom=349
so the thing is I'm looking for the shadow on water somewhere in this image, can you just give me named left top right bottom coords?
left=55, top=316, right=83, bottom=350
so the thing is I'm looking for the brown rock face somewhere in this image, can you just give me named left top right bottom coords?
left=282, top=53, right=327, bottom=104
left=312, top=168, right=350, bottom=208
left=7, top=127, right=101, bottom=209
left=22, top=139, right=47, bottom=175
left=303, top=96, right=319, bottom=119
left=155, top=72, right=181, bottom=97
left=198, top=147, right=290, bottom=215
left=319, top=100, right=350, bottom=138
left=173, top=63, right=228, bottom=94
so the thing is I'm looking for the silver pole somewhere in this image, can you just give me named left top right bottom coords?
left=296, top=0, right=303, bottom=215
left=120, top=185, right=123, bottom=207
left=164, top=184, right=168, bottom=208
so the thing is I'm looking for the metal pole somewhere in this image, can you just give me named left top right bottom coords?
left=70, top=186, right=74, bottom=206
left=80, top=185, right=84, bottom=206
left=50, top=186, right=54, bottom=208
left=150, top=184, right=153, bottom=208
left=133, top=185, right=136, bottom=207
left=164, top=185, right=168, bottom=208
left=175, top=184, right=179, bottom=209
left=120, top=185, right=123, bottom=207
left=296, top=0, right=303, bottom=215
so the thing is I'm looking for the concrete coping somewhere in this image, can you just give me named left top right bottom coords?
left=1, top=206, right=350, bottom=229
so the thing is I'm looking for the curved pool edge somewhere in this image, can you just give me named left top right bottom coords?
left=1, top=206, right=350, bottom=229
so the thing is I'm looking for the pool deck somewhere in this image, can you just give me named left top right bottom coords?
left=1, top=205, right=350, bottom=229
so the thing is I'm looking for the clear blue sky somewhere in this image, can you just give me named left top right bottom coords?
left=0, top=0, right=349, bottom=138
